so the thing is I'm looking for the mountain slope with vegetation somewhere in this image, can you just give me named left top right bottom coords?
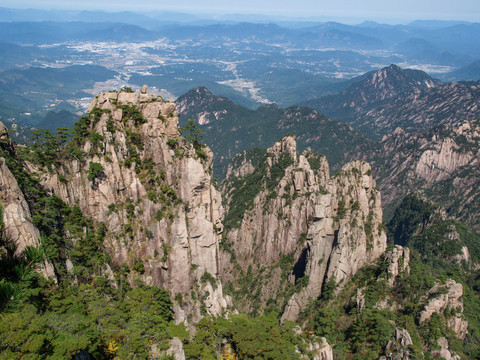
left=0, top=90, right=382, bottom=359
left=368, top=119, right=480, bottom=229
left=304, top=64, right=480, bottom=139
left=176, top=87, right=375, bottom=178
left=176, top=83, right=480, bottom=234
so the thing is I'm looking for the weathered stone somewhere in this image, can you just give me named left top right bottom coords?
left=220, top=136, right=387, bottom=320
left=384, top=245, right=410, bottom=285
left=432, top=337, right=460, bottom=360
left=356, top=288, right=366, bottom=311
left=396, top=328, right=413, bottom=347
left=383, top=328, right=414, bottom=360
left=306, top=338, right=333, bottom=360
left=0, top=121, right=10, bottom=143
left=165, top=337, right=186, bottom=360
left=40, top=90, right=230, bottom=320
left=419, top=279, right=468, bottom=339
left=0, top=157, right=55, bottom=280
left=374, top=119, right=480, bottom=231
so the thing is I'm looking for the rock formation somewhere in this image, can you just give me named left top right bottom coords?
left=304, top=338, right=333, bottom=360
left=372, top=119, right=480, bottom=230
left=0, top=121, right=56, bottom=280
left=384, top=245, right=410, bottom=285
left=282, top=157, right=386, bottom=321
left=419, top=279, right=468, bottom=339
left=0, top=156, right=56, bottom=280
left=382, top=328, right=414, bottom=360
left=431, top=337, right=460, bottom=360
left=37, top=91, right=230, bottom=320
left=0, top=121, right=11, bottom=144
left=220, top=135, right=387, bottom=320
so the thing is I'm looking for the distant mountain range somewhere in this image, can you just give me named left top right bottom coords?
left=0, top=16, right=479, bottom=63
left=1, top=10, right=480, bottom=114
left=441, top=59, right=480, bottom=81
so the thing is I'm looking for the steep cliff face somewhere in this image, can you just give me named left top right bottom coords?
left=419, top=279, right=468, bottom=339
left=0, top=121, right=55, bottom=279
left=220, top=136, right=386, bottom=319
left=38, top=91, right=230, bottom=320
left=0, top=157, right=41, bottom=253
left=373, top=119, right=480, bottom=228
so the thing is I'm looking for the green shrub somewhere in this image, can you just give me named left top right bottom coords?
left=167, top=139, right=178, bottom=148
left=87, top=162, right=104, bottom=181
left=200, top=271, right=217, bottom=290
left=132, top=258, right=145, bottom=274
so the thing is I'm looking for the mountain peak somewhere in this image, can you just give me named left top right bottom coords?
left=192, top=86, right=213, bottom=97
left=267, top=134, right=297, bottom=162
left=367, top=64, right=441, bottom=94
left=386, top=63, right=402, bottom=71
left=176, top=87, right=245, bottom=126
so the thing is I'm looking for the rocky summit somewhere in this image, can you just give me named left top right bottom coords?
left=48, top=91, right=231, bottom=320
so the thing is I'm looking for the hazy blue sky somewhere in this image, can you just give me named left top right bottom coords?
left=1, top=0, right=480, bottom=22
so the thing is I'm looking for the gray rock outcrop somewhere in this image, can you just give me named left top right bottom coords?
left=282, top=159, right=386, bottom=321
left=220, top=135, right=387, bottom=320
left=384, top=245, right=410, bottom=285
left=0, top=121, right=10, bottom=143
left=305, top=337, right=333, bottom=360
left=431, top=337, right=460, bottom=360
left=166, top=337, right=186, bottom=360
left=374, top=119, right=480, bottom=231
left=382, top=328, right=414, bottom=360
left=40, top=90, right=230, bottom=320
left=0, top=155, right=55, bottom=279
left=419, top=279, right=468, bottom=339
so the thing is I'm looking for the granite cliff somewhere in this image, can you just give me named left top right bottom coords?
left=219, top=135, right=387, bottom=319
left=1, top=87, right=478, bottom=359
left=28, top=90, right=231, bottom=320
left=0, top=121, right=55, bottom=280
left=372, top=119, right=480, bottom=228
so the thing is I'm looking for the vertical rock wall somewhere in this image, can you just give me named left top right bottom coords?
left=0, top=123, right=55, bottom=279
left=39, top=91, right=230, bottom=320
left=221, top=136, right=387, bottom=320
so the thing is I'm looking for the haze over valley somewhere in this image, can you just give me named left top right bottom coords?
left=2, top=7, right=480, bottom=131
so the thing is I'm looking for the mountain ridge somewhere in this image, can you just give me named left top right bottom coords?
left=303, top=64, right=480, bottom=139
